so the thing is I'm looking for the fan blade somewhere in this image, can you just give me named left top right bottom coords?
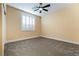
left=39, top=3, right=42, bottom=7
left=40, top=10, right=42, bottom=13
left=32, top=6, right=39, bottom=10
left=42, top=4, right=50, bottom=8
left=40, top=3, right=42, bottom=5
left=43, top=9, right=48, bottom=11
left=34, top=8, right=39, bottom=11
left=40, top=3, right=42, bottom=6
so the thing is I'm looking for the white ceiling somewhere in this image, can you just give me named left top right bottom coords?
left=7, top=3, right=69, bottom=17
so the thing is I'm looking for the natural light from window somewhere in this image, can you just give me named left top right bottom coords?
left=21, top=15, right=35, bottom=31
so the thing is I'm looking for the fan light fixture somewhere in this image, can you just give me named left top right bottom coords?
left=39, top=8, right=42, bottom=11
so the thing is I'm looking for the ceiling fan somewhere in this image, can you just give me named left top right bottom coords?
left=33, top=3, right=50, bottom=13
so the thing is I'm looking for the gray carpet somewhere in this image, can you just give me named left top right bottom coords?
left=4, top=37, right=79, bottom=56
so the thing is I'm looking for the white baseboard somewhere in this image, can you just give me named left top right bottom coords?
left=6, top=35, right=41, bottom=44
left=42, top=36, right=79, bottom=45
left=6, top=35, right=79, bottom=45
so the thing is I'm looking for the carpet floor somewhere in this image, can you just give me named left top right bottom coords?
left=4, top=37, right=79, bottom=56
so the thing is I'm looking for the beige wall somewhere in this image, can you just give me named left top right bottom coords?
left=6, top=4, right=79, bottom=44
left=41, top=4, right=79, bottom=43
left=0, top=4, right=2, bottom=56
left=6, top=5, right=41, bottom=42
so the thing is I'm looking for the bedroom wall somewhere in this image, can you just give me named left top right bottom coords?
left=0, top=4, right=2, bottom=56
left=6, top=5, right=41, bottom=43
left=41, top=4, right=79, bottom=43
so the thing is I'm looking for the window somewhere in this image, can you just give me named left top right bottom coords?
left=21, top=14, right=35, bottom=31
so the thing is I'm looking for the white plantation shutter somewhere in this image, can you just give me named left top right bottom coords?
left=22, top=15, right=35, bottom=31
